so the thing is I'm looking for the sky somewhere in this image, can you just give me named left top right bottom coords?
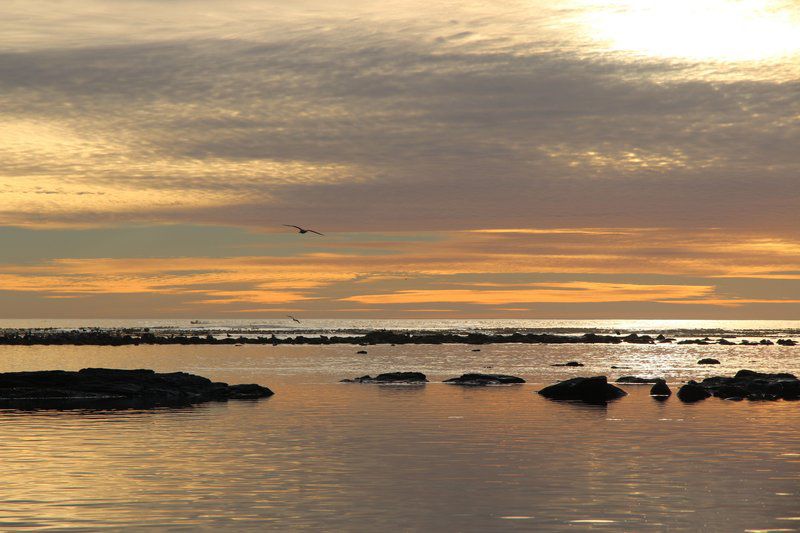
left=0, top=0, right=798, bottom=318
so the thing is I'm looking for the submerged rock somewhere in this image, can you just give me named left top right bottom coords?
left=649, top=379, right=671, bottom=397
left=356, top=350, right=368, bottom=354
left=552, top=361, right=584, bottom=367
left=341, top=372, right=428, bottom=384
left=677, top=381, right=712, bottom=402
left=444, top=373, right=525, bottom=386
left=0, top=368, right=273, bottom=409
left=697, top=358, right=721, bottom=365
left=777, top=339, right=797, bottom=346
left=538, top=376, right=627, bottom=403
left=615, top=376, right=663, bottom=384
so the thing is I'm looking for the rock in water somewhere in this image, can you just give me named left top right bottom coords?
left=697, top=358, right=721, bottom=365
left=0, top=368, right=273, bottom=409
left=552, top=361, right=585, bottom=367
left=650, top=379, right=671, bottom=397
left=616, top=376, right=663, bottom=384
left=444, top=373, right=525, bottom=386
left=341, top=372, right=427, bottom=384
left=538, top=376, right=627, bottom=403
left=700, top=370, right=799, bottom=401
left=677, top=381, right=711, bottom=402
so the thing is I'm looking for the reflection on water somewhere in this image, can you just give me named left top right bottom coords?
left=0, top=344, right=799, bottom=530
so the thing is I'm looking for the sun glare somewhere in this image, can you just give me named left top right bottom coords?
left=582, top=0, right=800, bottom=62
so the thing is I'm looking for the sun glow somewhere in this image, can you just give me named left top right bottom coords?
left=582, top=0, right=800, bottom=62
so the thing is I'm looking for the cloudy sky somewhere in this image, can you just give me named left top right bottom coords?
left=0, top=0, right=798, bottom=318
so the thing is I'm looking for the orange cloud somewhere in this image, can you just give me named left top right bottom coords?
left=341, top=281, right=715, bottom=305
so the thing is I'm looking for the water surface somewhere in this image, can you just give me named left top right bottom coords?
left=1, top=342, right=799, bottom=531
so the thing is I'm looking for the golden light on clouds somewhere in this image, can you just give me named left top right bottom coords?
left=0, top=1, right=798, bottom=319
left=341, top=282, right=715, bottom=305
left=0, top=227, right=797, bottom=316
left=0, top=118, right=363, bottom=225
left=581, top=0, right=800, bottom=62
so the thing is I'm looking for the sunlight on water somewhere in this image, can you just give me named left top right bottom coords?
left=0, top=341, right=799, bottom=529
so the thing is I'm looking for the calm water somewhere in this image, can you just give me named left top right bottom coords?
left=2, top=318, right=800, bottom=338
left=1, top=339, right=800, bottom=531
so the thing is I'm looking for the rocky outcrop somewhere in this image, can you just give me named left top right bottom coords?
left=677, top=381, right=712, bottom=402
left=538, top=376, right=627, bottom=403
left=444, top=373, right=525, bottom=386
left=552, top=361, right=584, bottom=367
left=0, top=368, right=273, bottom=408
left=697, top=358, right=721, bottom=365
left=1, top=329, right=794, bottom=347
left=341, top=372, right=428, bottom=384
left=698, top=370, right=799, bottom=401
left=649, top=379, right=671, bottom=397
left=615, top=376, right=663, bottom=384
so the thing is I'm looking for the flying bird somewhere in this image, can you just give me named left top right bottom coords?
left=287, top=315, right=301, bottom=324
left=283, top=224, right=324, bottom=236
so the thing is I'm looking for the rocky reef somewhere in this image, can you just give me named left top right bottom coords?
left=340, top=372, right=428, bottom=384
left=1, top=329, right=795, bottom=347
left=678, top=370, right=800, bottom=402
left=444, top=373, right=525, bottom=385
left=538, top=376, right=627, bottom=403
left=615, top=376, right=664, bottom=384
left=0, top=368, right=273, bottom=409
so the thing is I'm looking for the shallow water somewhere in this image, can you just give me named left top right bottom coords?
left=1, top=343, right=799, bottom=531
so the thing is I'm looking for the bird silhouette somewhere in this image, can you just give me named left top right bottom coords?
left=287, top=315, right=301, bottom=324
left=283, top=224, right=324, bottom=236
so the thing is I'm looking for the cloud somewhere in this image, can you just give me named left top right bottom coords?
left=0, top=225, right=798, bottom=317
left=0, top=1, right=797, bottom=232
left=340, top=281, right=715, bottom=305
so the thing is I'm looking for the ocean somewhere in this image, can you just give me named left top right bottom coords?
left=1, top=319, right=799, bottom=531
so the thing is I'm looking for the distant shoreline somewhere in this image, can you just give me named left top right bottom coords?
left=0, top=330, right=795, bottom=347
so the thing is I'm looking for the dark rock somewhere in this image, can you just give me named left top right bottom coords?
left=677, top=381, right=712, bottom=402
left=538, top=376, right=627, bottom=403
left=471, top=349, right=481, bottom=352
left=0, top=368, right=273, bottom=409
left=718, top=338, right=736, bottom=345
left=679, top=339, right=711, bottom=345
left=341, top=372, right=428, bottom=384
left=650, top=380, right=671, bottom=397
left=704, top=369, right=800, bottom=402
left=713, top=384, right=749, bottom=399
left=777, top=339, right=797, bottom=346
left=697, top=358, right=721, bottom=365
left=623, top=333, right=655, bottom=344
left=616, top=376, right=663, bottom=384
left=356, top=350, right=368, bottom=354
left=444, top=373, right=525, bottom=386
left=552, top=361, right=584, bottom=367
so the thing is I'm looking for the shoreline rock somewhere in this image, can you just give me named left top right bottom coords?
left=2, top=329, right=793, bottom=347
left=649, top=379, right=671, bottom=397
left=341, top=372, right=428, bottom=384
left=444, top=373, right=525, bottom=386
left=0, top=368, right=273, bottom=409
left=615, top=376, right=663, bottom=384
left=538, top=376, right=627, bottom=403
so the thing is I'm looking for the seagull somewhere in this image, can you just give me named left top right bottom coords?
left=287, top=315, right=301, bottom=324
left=283, top=224, right=324, bottom=236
